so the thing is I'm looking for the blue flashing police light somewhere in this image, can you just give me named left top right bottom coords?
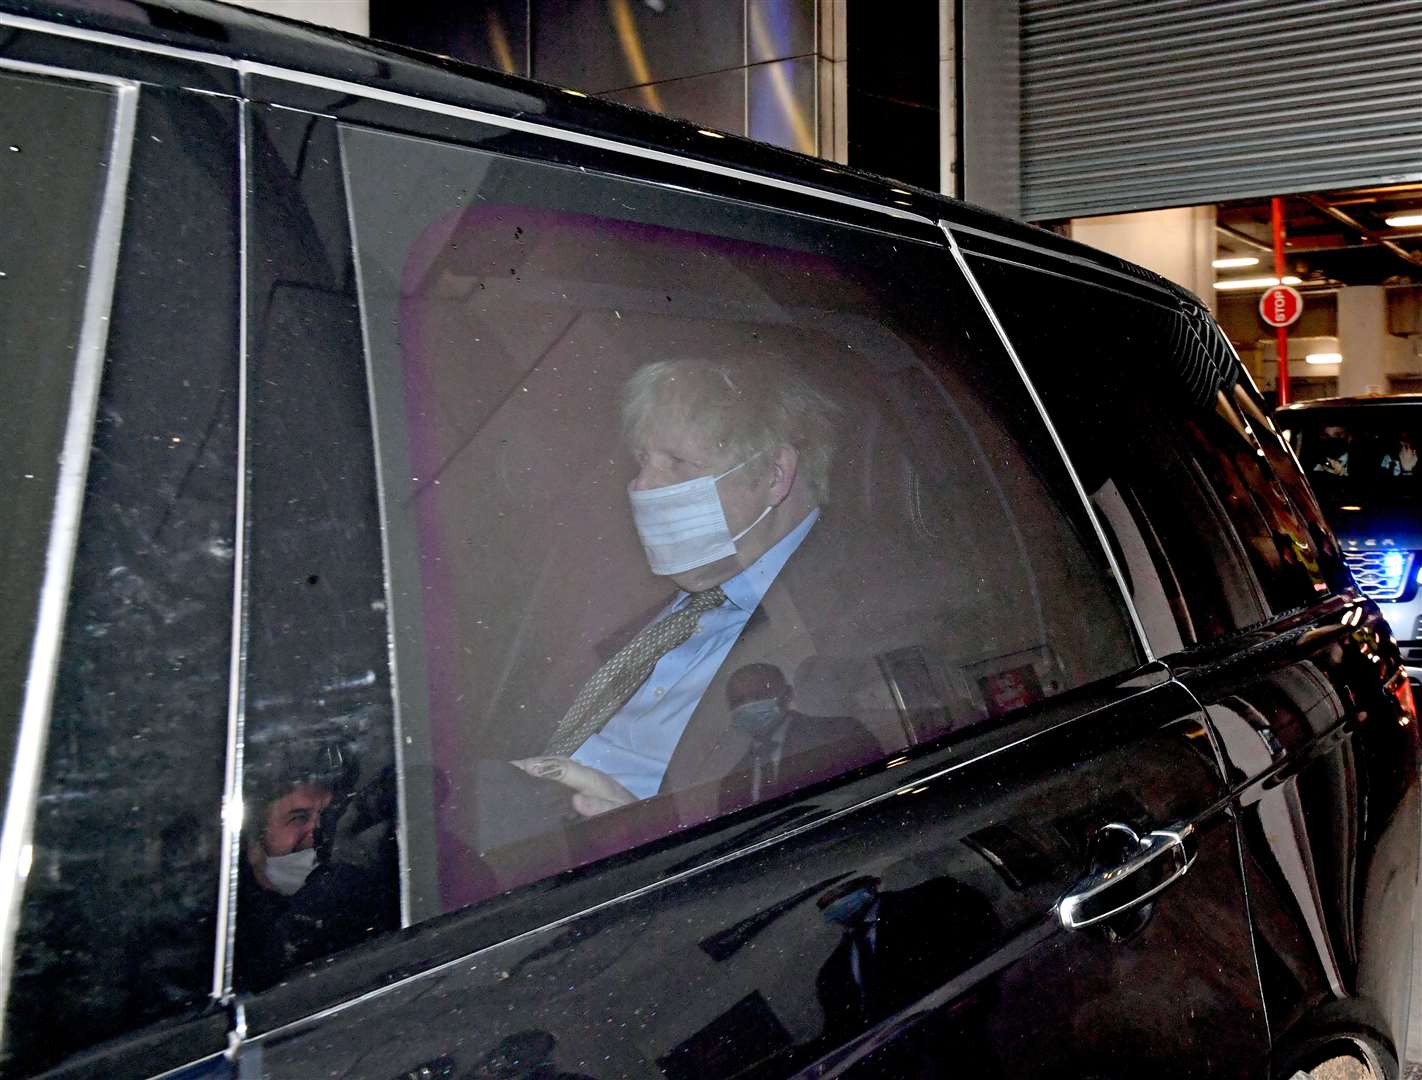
left=1385, top=550, right=1407, bottom=581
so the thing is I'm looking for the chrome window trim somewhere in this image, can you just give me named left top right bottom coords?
left=942, top=222, right=1155, bottom=663
left=0, top=52, right=139, bottom=86
left=337, top=125, right=414, bottom=928
left=0, top=61, right=140, bottom=1043
left=211, top=97, right=252, bottom=1002
left=151, top=1049, right=233, bottom=1080
left=0, top=11, right=239, bottom=68
left=0, top=12, right=935, bottom=232
left=233, top=60, right=934, bottom=227
left=948, top=221, right=1185, bottom=305
left=963, top=247, right=1183, bottom=314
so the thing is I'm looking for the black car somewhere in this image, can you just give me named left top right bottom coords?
left=1277, top=395, right=1422, bottom=670
left=0, top=3, right=1417, bottom=1078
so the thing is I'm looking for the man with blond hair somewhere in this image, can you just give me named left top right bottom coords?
left=511, top=356, right=879, bottom=820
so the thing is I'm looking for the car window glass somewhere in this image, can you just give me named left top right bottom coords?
left=965, top=256, right=1333, bottom=649
left=1284, top=409, right=1422, bottom=509
left=5, top=83, right=239, bottom=1072
left=235, top=105, right=401, bottom=992
left=1275, top=405, right=1420, bottom=602
left=1182, top=384, right=1332, bottom=615
left=340, top=125, right=1142, bottom=921
left=0, top=70, right=114, bottom=810
left=1226, top=374, right=1347, bottom=597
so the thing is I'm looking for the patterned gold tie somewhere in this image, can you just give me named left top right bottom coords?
left=544, top=586, right=728, bottom=756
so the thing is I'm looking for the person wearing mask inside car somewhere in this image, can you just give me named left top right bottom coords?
left=717, top=661, right=877, bottom=812
left=1312, top=424, right=1353, bottom=477
left=1381, top=430, right=1418, bottom=477
left=512, top=356, right=887, bottom=822
left=236, top=746, right=398, bottom=989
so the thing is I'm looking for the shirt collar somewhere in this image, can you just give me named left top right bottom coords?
left=717, top=508, right=819, bottom=613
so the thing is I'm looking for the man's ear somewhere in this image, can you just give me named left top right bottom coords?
left=768, top=445, right=798, bottom=505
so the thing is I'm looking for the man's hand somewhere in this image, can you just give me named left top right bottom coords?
left=511, top=756, right=638, bottom=817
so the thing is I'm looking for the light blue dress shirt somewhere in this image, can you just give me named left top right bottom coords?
left=571, top=509, right=819, bottom=798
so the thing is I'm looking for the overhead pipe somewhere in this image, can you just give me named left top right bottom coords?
left=1273, top=197, right=1291, bottom=407
left=1215, top=221, right=1274, bottom=254
left=1302, top=193, right=1422, bottom=269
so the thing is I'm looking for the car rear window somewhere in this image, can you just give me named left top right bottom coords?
left=965, top=255, right=1343, bottom=649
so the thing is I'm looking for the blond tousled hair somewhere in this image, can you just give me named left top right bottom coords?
left=621, top=357, right=839, bottom=503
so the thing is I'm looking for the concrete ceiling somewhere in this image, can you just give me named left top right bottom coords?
left=1216, top=183, right=1422, bottom=289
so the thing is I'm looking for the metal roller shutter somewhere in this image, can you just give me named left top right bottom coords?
left=1020, top=0, right=1422, bottom=220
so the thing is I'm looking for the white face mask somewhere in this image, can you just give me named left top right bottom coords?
left=263, top=847, right=317, bottom=896
left=628, top=457, right=772, bottom=576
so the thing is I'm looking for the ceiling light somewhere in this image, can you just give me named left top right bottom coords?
left=1213, top=275, right=1302, bottom=291
left=696, top=129, right=726, bottom=138
left=1212, top=256, right=1260, bottom=269
left=1306, top=352, right=1343, bottom=365
left=1384, top=213, right=1422, bottom=227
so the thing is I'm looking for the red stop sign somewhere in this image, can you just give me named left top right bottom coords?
left=1259, top=284, right=1303, bottom=328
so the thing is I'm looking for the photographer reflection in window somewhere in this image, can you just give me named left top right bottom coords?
left=236, top=745, right=398, bottom=989
left=512, top=356, right=876, bottom=819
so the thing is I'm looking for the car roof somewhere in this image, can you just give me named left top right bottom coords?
left=0, top=0, right=1201, bottom=311
left=1276, top=394, right=1422, bottom=414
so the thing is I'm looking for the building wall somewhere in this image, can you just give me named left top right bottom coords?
left=222, top=0, right=369, bottom=36
left=215, top=1, right=958, bottom=196
left=368, top=0, right=841, bottom=162
left=845, top=1, right=940, bottom=191
left=1218, top=287, right=1422, bottom=399
left=957, top=0, right=1019, bottom=217
left=1069, top=207, right=1216, bottom=311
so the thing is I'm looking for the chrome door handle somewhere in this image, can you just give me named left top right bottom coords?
left=1057, top=822, right=1198, bottom=931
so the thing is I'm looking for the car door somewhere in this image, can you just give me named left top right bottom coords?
left=243, top=677, right=1259, bottom=1080
left=0, top=23, right=241, bottom=1079
left=220, top=74, right=1270, bottom=1080
left=958, top=232, right=1420, bottom=1077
